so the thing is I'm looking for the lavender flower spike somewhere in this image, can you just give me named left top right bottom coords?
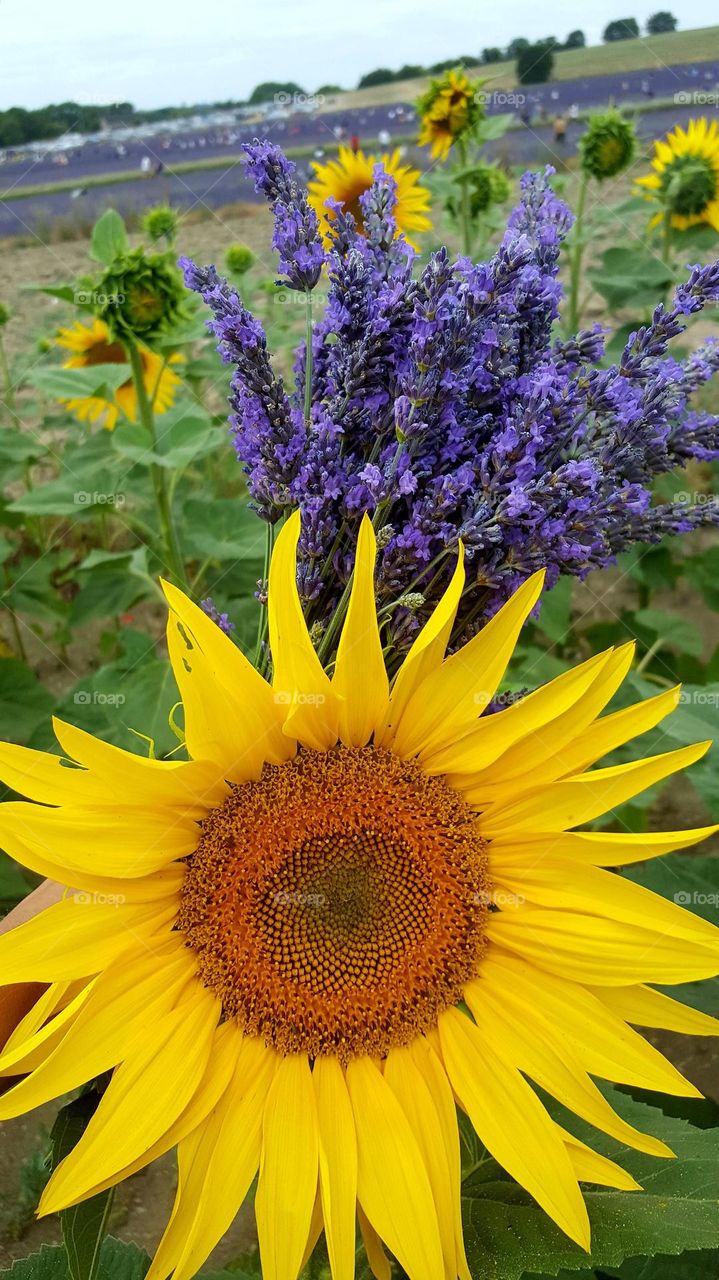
left=242, top=140, right=325, bottom=292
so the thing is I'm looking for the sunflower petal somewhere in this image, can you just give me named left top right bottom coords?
left=267, top=512, right=338, bottom=750
left=148, top=1036, right=275, bottom=1280
left=333, top=517, right=389, bottom=747
left=346, top=1056, right=444, bottom=1280
left=40, top=985, right=220, bottom=1213
left=255, top=1053, right=319, bottom=1280
left=479, top=741, right=711, bottom=834
left=392, top=570, right=545, bottom=759
left=424, top=649, right=612, bottom=777
left=378, top=548, right=465, bottom=747
left=488, top=909, right=719, bottom=985
left=595, top=983, right=719, bottom=1037
left=438, top=1006, right=590, bottom=1249
left=313, top=1056, right=357, bottom=1280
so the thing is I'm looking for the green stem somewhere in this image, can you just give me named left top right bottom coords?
left=661, top=205, right=674, bottom=270
left=254, top=520, right=274, bottom=673
left=567, top=168, right=589, bottom=334
left=125, top=339, right=187, bottom=590
left=457, top=139, right=473, bottom=258
left=304, top=290, right=313, bottom=424
left=0, top=332, right=18, bottom=424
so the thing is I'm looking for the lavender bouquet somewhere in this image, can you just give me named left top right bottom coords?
left=183, top=142, right=719, bottom=661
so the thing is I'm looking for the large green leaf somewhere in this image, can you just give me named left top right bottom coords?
left=462, top=1087, right=719, bottom=1279
left=589, top=248, right=675, bottom=311
left=0, top=659, right=54, bottom=744
left=51, top=1094, right=114, bottom=1280
left=0, top=1239, right=149, bottom=1280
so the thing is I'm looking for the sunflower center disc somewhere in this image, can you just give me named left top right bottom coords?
left=178, top=745, right=491, bottom=1061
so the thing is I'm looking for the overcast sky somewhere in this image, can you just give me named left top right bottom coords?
left=1, top=0, right=717, bottom=110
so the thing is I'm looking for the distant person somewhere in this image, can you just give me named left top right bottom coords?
left=569, top=102, right=579, bottom=119
left=350, top=132, right=360, bottom=154
left=378, top=127, right=391, bottom=146
left=520, top=104, right=531, bottom=126
left=553, top=115, right=567, bottom=145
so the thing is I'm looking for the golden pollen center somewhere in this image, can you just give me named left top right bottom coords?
left=178, top=745, right=491, bottom=1061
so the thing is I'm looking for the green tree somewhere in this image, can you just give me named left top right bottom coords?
left=357, top=68, right=396, bottom=88
left=516, top=41, right=555, bottom=84
left=482, top=47, right=504, bottom=63
left=565, top=29, right=586, bottom=47
left=603, top=17, right=640, bottom=40
left=507, top=37, right=530, bottom=57
left=248, top=81, right=305, bottom=104
left=646, top=9, right=677, bottom=31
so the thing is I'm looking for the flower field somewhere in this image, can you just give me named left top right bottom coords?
left=0, top=48, right=718, bottom=1280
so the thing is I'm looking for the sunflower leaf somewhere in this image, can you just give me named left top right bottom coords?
left=89, top=210, right=129, bottom=266
left=0, top=1239, right=149, bottom=1280
left=461, top=1086, right=719, bottom=1279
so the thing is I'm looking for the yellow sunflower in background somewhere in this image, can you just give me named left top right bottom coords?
left=636, top=117, right=719, bottom=231
left=308, top=146, right=431, bottom=247
left=55, top=317, right=183, bottom=431
left=417, top=68, right=481, bottom=162
left=1, top=514, right=718, bottom=1280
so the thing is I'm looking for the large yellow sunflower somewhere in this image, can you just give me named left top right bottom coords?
left=417, top=69, right=478, bottom=163
left=55, top=317, right=183, bottom=431
left=636, top=117, right=719, bottom=232
left=1, top=514, right=718, bottom=1280
left=308, top=146, right=431, bottom=248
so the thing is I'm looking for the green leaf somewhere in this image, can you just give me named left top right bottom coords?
left=51, top=1095, right=114, bottom=1280
left=462, top=1087, right=719, bottom=1280
left=28, top=365, right=133, bottom=401
left=89, top=210, right=129, bottom=265
left=111, top=407, right=222, bottom=470
left=537, top=579, right=573, bottom=646
left=589, top=248, right=674, bottom=311
left=0, top=851, right=33, bottom=911
left=0, top=1239, right=149, bottom=1280
left=633, top=609, right=704, bottom=659
left=0, top=659, right=54, bottom=744
left=182, top=498, right=266, bottom=566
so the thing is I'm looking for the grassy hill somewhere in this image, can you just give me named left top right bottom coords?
left=323, top=25, right=719, bottom=111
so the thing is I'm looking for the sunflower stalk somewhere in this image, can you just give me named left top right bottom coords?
left=456, top=138, right=474, bottom=258
left=125, top=337, right=188, bottom=591
left=567, top=168, right=589, bottom=334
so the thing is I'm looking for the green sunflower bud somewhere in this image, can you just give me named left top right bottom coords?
left=224, top=244, right=256, bottom=276
left=661, top=154, right=718, bottom=218
left=580, top=109, right=636, bottom=181
left=142, top=206, right=179, bottom=245
left=95, top=249, right=185, bottom=344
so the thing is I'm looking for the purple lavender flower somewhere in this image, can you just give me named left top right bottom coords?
left=201, top=598, right=235, bottom=634
left=182, top=152, right=719, bottom=654
left=242, top=141, right=324, bottom=292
